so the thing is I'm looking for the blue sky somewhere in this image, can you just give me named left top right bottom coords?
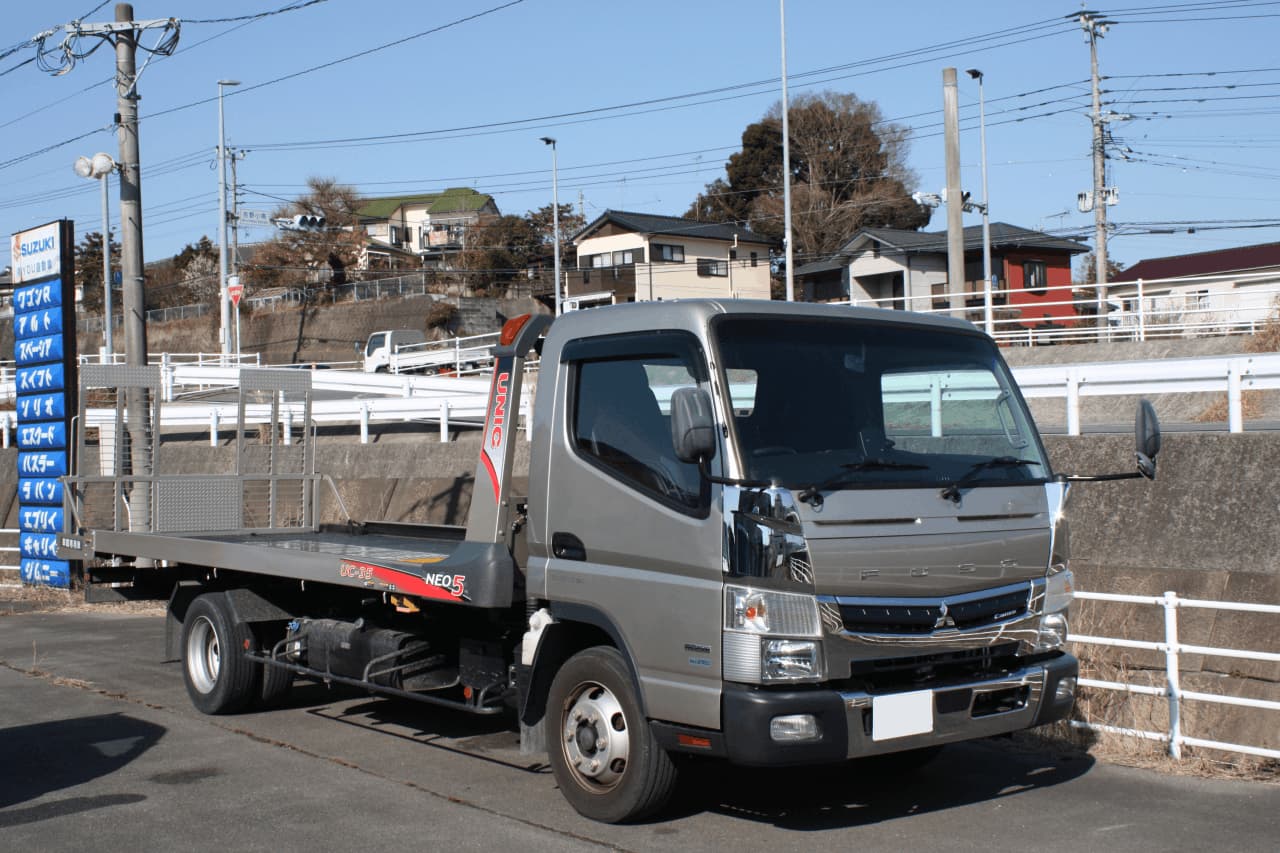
left=3, top=0, right=1279, bottom=275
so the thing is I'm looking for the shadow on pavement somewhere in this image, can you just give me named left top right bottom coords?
left=0, top=713, right=165, bottom=820
left=667, top=738, right=1095, bottom=829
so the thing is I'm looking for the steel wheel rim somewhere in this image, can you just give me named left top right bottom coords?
left=187, top=615, right=220, bottom=694
left=560, top=680, right=630, bottom=792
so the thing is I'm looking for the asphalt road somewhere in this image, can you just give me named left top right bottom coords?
left=1, top=609, right=1277, bottom=853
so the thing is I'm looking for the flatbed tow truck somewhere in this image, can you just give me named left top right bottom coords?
left=57, top=301, right=1160, bottom=822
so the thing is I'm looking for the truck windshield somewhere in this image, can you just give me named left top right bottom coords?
left=712, top=316, right=1049, bottom=491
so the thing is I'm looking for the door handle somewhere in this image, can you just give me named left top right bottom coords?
left=552, top=532, right=586, bottom=561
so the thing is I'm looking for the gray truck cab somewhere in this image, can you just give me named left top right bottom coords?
left=522, top=300, right=1086, bottom=818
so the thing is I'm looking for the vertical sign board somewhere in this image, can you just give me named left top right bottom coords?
left=11, top=220, right=78, bottom=588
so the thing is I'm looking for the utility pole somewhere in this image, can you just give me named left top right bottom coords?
left=229, top=149, right=244, bottom=278
left=57, top=6, right=180, bottom=537
left=1081, top=10, right=1114, bottom=330
left=113, top=4, right=147, bottom=368
left=217, top=80, right=240, bottom=360
left=943, top=67, right=966, bottom=317
left=779, top=0, right=795, bottom=301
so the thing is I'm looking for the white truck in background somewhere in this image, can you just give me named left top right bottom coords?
left=361, top=329, right=498, bottom=375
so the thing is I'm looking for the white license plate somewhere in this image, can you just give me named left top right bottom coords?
left=871, top=689, right=934, bottom=741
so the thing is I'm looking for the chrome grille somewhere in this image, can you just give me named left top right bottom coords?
left=835, top=583, right=1031, bottom=635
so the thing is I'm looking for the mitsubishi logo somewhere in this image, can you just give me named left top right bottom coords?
left=933, top=602, right=956, bottom=630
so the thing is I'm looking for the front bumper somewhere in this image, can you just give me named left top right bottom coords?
left=719, top=652, right=1077, bottom=766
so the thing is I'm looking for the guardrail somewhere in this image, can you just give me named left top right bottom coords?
left=1013, top=352, right=1280, bottom=434
left=1068, top=590, right=1280, bottom=761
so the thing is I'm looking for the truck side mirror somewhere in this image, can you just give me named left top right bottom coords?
left=670, top=387, right=717, bottom=465
left=1136, top=399, right=1161, bottom=480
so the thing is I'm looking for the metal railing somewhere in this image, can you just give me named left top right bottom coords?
left=1068, top=590, right=1280, bottom=761
left=0, top=364, right=530, bottom=448
left=847, top=270, right=1280, bottom=346
left=1013, top=352, right=1280, bottom=434
left=0, top=527, right=20, bottom=585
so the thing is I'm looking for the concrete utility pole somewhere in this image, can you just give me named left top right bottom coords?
left=114, top=4, right=147, bottom=368
left=217, top=80, right=241, bottom=360
left=540, top=137, right=561, bottom=316
left=779, top=0, right=795, bottom=301
left=966, top=69, right=995, bottom=336
left=1082, top=11, right=1113, bottom=330
left=942, top=67, right=966, bottom=317
left=230, top=149, right=244, bottom=279
left=112, top=3, right=150, bottom=535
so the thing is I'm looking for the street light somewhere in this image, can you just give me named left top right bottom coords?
left=217, top=79, right=241, bottom=361
left=73, top=151, right=116, bottom=361
left=540, top=136, right=561, bottom=317
left=965, top=68, right=994, bottom=336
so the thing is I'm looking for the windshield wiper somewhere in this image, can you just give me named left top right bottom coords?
left=940, top=456, right=1039, bottom=503
left=798, top=459, right=928, bottom=507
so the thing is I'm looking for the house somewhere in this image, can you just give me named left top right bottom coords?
left=568, top=210, right=775, bottom=307
left=357, top=187, right=499, bottom=269
left=1108, top=242, right=1280, bottom=335
left=794, top=222, right=1087, bottom=329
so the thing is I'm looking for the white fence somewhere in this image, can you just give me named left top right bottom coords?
left=1068, top=590, right=1280, bottom=761
left=2, top=351, right=1276, bottom=443
left=847, top=270, right=1280, bottom=346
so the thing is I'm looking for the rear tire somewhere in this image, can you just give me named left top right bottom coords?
left=182, top=593, right=260, bottom=715
left=546, top=646, right=677, bottom=823
left=253, top=622, right=295, bottom=709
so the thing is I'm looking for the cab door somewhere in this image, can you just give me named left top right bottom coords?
left=541, top=332, right=725, bottom=729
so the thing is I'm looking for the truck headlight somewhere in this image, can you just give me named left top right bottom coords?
left=1035, top=612, right=1069, bottom=652
left=1043, top=566, right=1074, bottom=615
left=724, top=586, right=823, bottom=683
left=763, top=639, right=822, bottom=680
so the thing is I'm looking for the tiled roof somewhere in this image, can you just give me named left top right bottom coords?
left=1115, top=242, right=1280, bottom=283
left=795, top=223, right=1086, bottom=276
left=854, top=222, right=1087, bottom=255
left=357, top=187, right=493, bottom=219
left=573, top=209, right=775, bottom=245
left=428, top=187, right=493, bottom=214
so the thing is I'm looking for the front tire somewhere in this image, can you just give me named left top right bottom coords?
left=182, top=593, right=259, bottom=714
left=546, top=646, right=677, bottom=823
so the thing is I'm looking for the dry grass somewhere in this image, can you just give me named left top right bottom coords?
left=1195, top=390, right=1266, bottom=423
left=0, top=583, right=163, bottom=616
left=1195, top=298, right=1280, bottom=422
left=1013, top=594, right=1280, bottom=782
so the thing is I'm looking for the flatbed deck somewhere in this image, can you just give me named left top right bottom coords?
left=85, top=523, right=517, bottom=608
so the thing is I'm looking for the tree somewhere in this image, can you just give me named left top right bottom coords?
left=146, top=236, right=219, bottom=310
left=526, top=202, right=585, bottom=269
left=685, top=91, right=930, bottom=264
left=1073, top=252, right=1128, bottom=318
left=455, top=214, right=543, bottom=290
left=74, top=230, right=120, bottom=315
left=244, top=177, right=366, bottom=293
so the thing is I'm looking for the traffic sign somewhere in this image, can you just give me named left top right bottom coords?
left=237, top=209, right=274, bottom=226
left=228, top=276, right=243, bottom=306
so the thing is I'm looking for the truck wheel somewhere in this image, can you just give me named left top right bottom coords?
left=182, top=594, right=260, bottom=715
left=253, top=623, right=294, bottom=709
left=546, top=646, right=677, bottom=823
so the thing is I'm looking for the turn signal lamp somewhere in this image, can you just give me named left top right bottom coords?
left=500, top=314, right=533, bottom=346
